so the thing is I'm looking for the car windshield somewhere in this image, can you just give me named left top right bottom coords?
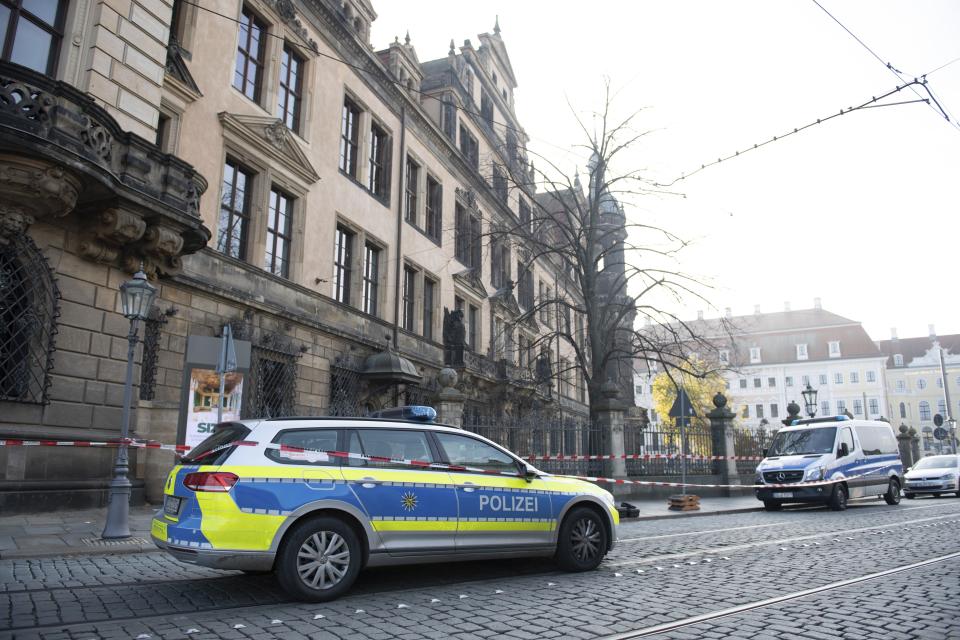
left=767, top=427, right=837, bottom=456
left=913, top=455, right=959, bottom=470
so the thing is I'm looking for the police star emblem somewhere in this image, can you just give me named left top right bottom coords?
left=400, top=491, right=418, bottom=512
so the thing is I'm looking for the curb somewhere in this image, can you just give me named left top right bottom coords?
left=620, top=506, right=765, bottom=522
left=0, top=540, right=156, bottom=560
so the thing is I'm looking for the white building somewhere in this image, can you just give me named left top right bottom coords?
left=636, top=301, right=889, bottom=431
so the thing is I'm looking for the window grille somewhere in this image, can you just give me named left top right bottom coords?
left=247, top=341, right=300, bottom=418
left=0, top=232, right=60, bottom=404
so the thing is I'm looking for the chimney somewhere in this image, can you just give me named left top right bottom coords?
left=784, top=301, right=791, bottom=312
left=697, top=311, right=704, bottom=321
left=754, top=304, right=761, bottom=315
left=724, top=307, right=732, bottom=319
left=890, top=327, right=898, bottom=340
left=814, top=297, right=822, bottom=310
left=929, top=324, right=936, bottom=339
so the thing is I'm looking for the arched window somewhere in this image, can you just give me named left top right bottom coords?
left=899, top=402, right=907, bottom=419
left=919, top=401, right=931, bottom=421
left=0, top=234, right=60, bottom=403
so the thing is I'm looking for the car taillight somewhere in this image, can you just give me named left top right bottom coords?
left=183, top=472, right=239, bottom=492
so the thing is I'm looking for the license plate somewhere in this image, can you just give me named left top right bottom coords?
left=772, top=492, right=793, bottom=498
left=163, top=495, right=182, bottom=517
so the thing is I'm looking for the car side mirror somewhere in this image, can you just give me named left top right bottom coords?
left=762, top=448, right=768, bottom=457
left=523, top=466, right=539, bottom=483
left=839, top=443, right=849, bottom=458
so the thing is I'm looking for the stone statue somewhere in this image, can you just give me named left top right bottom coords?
left=443, top=308, right=466, bottom=365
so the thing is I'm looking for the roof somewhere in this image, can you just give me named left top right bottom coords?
left=875, top=333, right=960, bottom=369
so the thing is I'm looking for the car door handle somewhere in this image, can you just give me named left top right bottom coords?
left=360, top=477, right=381, bottom=488
left=461, top=482, right=476, bottom=493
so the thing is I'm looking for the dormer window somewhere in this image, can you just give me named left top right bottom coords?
left=796, top=343, right=808, bottom=360
left=828, top=341, right=841, bottom=358
left=893, top=354, right=904, bottom=367
left=719, top=349, right=729, bottom=364
left=749, top=347, right=761, bottom=364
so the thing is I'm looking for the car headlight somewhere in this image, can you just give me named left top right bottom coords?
left=942, top=473, right=957, bottom=481
left=754, top=475, right=763, bottom=485
left=805, top=466, right=826, bottom=481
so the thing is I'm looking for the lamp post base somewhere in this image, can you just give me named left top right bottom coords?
left=101, top=463, right=133, bottom=539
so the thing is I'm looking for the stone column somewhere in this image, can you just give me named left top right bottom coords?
left=594, top=380, right=627, bottom=482
left=707, top=392, right=737, bottom=493
left=909, top=427, right=921, bottom=465
left=435, top=368, right=464, bottom=428
left=897, top=424, right=914, bottom=468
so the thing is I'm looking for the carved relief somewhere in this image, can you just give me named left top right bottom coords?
left=0, top=204, right=33, bottom=244
left=0, top=155, right=80, bottom=221
left=78, top=237, right=119, bottom=264
left=142, top=224, right=184, bottom=257
left=266, top=0, right=319, bottom=53
left=455, top=187, right=479, bottom=212
left=80, top=116, right=112, bottom=161
left=0, top=78, right=54, bottom=126
left=96, top=208, right=146, bottom=244
left=263, top=120, right=287, bottom=150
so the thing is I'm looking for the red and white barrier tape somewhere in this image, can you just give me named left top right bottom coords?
left=525, top=453, right=764, bottom=462
left=0, top=438, right=855, bottom=490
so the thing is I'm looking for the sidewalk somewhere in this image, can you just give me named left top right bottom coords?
left=0, top=494, right=763, bottom=560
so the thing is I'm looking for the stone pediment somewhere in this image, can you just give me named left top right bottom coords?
left=165, top=41, right=201, bottom=100
left=490, top=285, right=521, bottom=318
left=218, top=112, right=319, bottom=184
left=453, top=268, right=487, bottom=299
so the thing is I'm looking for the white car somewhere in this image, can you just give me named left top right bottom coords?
left=903, top=455, right=960, bottom=498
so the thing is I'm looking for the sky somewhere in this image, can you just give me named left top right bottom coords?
left=371, top=1, right=960, bottom=342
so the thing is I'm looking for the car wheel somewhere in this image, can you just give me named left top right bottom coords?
left=883, top=478, right=901, bottom=505
left=828, top=484, right=847, bottom=511
left=556, top=507, right=608, bottom=572
left=276, top=516, right=362, bottom=602
left=905, top=493, right=915, bottom=499
left=763, top=500, right=782, bottom=511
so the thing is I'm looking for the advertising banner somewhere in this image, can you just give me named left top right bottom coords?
left=184, top=368, right=244, bottom=450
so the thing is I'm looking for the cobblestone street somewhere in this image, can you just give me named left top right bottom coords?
left=3, top=498, right=959, bottom=640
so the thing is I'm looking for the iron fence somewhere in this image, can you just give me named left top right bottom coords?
left=733, top=427, right=771, bottom=475
left=623, top=425, right=715, bottom=476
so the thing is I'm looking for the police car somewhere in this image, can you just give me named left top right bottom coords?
left=151, top=407, right=619, bottom=601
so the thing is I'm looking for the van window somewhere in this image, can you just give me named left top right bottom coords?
left=767, top=427, right=836, bottom=456
left=855, top=425, right=897, bottom=455
left=839, top=427, right=854, bottom=456
left=267, top=428, right=339, bottom=466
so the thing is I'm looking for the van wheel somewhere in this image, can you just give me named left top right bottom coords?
left=828, top=484, right=847, bottom=511
left=763, top=501, right=782, bottom=511
left=276, top=516, right=361, bottom=602
left=556, top=507, right=608, bottom=572
left=883, top=478, right=901, bottom=505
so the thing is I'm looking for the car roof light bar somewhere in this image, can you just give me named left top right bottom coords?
left=367, top=405, right=437, bottom=422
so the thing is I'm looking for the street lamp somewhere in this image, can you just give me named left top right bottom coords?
left=102, top=267, right=157, bottom=539
left=801, top=383, right=818, bottom=419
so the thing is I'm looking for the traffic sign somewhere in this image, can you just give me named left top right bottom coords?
left=934, top=427, right=948, bottom=440
left=934, top=413, right=944, bottom=427
left=669, top=387, right=698, bottom=419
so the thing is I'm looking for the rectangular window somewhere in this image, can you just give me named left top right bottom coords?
left=491, top=238, right=509, bottom=289
left=739, top=379, right=747, bottom=389
left=404, top=156, right=419, bottom=224
left=829, top=341, right=841, bottom=357
left=264, top=188, right=293, bottom=277
left=753, top=377, right=761, bottom=388
left=770, top=404, right=779, bottom=418
left=492, top=164, right=507, bottom=203
left=333, top=225, right=353, bottom=304
left=362, top=243, right=379, bottom=316
left=865, top=370, right=876, bottom=383
left=785, top=376, right=793, bottom=387
left=750, top=347, right=761, bottom=363
left=519, top=198, right=531, bottom=232
left=756, top=404, right=764, bottom=419
left=423, top=277, right=435, bottom=340
left=468, top=304, right=478, bottom=350
left=459, top=123, right=479, bottom=169
left=719, top=350, right=729, bottom=364
left=836, top=399, right=846, bottom=414
left=821, top=400, right=830, bottom=416
left=425, top=176, right=441, bottom=242
left=850, top=371, right=859, bottom=383
left=896, top=380, right=906, bottom=392
left=277, top=45, right=304, bottom=131
left=368, top=123, right=389, bottom=196
left=869, top=398, right=879, bottom=415
left=339, top=98, right=361, bottom=176
left=233, top=7, right=266, bottom=101
left=768, top=377, right=776, bottom=387
left=454, top=202, right=480, bottom=268
left=480, top=90, right=493, bottom=126
left=802, top=375, right=810, bottom=386
left=834, top=372, right=843, bottom=384
left=796, top=343, right=808, bottom=360
left=402, top=266, right=416, bottom=331
left=518, top=263, right=533, bottom=310
left=217, top=160, right=252, bottom=260
left=819, top=374, right=828, bottom=385
left=853, top=399, right=863, bottom=415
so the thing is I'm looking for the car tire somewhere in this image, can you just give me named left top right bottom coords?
left=828, top=484, right=847, bottom=511
left=556, top=507, right=608, bottom=572
left=905, top=493, right=915, bottom=499
left=276, top=516, right=362, bottom=602
left=763, top=500, right=782, bottom=511
left=883, top=478, right=901, bottom=505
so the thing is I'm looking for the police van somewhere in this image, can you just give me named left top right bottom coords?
left=754, top=416, right=903, bottom=511
left=151, top=407, right=619, bottom=601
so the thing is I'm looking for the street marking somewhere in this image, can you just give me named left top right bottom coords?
left=600, top=550, right=960, bottom=639
left=606, top=512, right=960, bottom=568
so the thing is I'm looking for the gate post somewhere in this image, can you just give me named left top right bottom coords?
left=897, top=423, right=914, bottom=468
left=435, top=368, right=464, bottom=428
left=909, top=426, right=921, bottom=465
left=707, top=392, right=737, bottom=494
left=594, top=380, right=627, bottom=482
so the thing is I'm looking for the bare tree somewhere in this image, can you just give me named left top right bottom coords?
left=485, top=84, right=724, bottom=423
